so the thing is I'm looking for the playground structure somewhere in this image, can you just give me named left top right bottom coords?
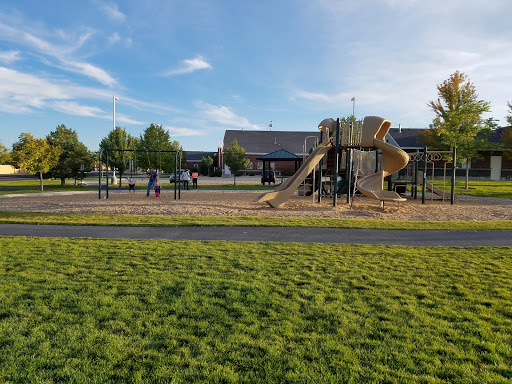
left=255, top=116, right=457, bottom=209
left=402, top=149, right=458, bottom=203
left=355, top=116, right=408, bottom=203
left=255, top=116, right=410, bottom=208
left=98, top=148, right=183, bottom=200
left=254, top=119, right=333, bottom=208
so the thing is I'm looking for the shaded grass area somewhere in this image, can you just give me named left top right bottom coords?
left=0, top=180, right=95, bottom=195
left=403, top=180, right=512, bottom=201
left=1, top=237, right=511, bottom=383
left=0, top=180, right=266, bottom=195
left=1, top=210, right=511, bottom=230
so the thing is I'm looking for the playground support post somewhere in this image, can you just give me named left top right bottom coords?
left=98, top=149, right=103, bottom=199
left=317, top=130, right=323, bottom=204
left=106, top=151, right=109, bottom=199
left=422, top=145, right=427, bottom=204
left=346, top=148, right=352, bottom=204
left=451, top=146, right=456, bottom=205
left=333, top=118, right=340, bottom=207
left=414, top=150, right=419, bottom=199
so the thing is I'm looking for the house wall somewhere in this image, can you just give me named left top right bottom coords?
left=0, top=165, right=17, bottom=174
left=242, top=155, right=300, bottom=176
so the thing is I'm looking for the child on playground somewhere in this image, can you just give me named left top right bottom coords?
left=127, top=178, right=136, bottom=193
left=154, top=183, right=161, bottom=197
left=191, top=170, right=198, bottom=189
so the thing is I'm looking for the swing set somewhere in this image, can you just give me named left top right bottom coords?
left=98, top=148, right=181, bottom=200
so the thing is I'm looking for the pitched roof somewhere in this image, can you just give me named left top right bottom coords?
left=256, top=148, right=302, bottom=160
left=185, top=151, right=217, bottom=162
left=223, top=130, right=321, bottom=155
left=387, top=128, right=426, bottom=148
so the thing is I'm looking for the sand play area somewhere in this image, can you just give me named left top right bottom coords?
left=1, top=189, right=511, bottom=222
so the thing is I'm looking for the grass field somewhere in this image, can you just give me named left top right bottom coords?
left=1, top=237, right=511, bottom=383
left=1, top=210, right=511, bottom=231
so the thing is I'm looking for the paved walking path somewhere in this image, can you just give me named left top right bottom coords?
left=1, top=224, right=511, bottom=246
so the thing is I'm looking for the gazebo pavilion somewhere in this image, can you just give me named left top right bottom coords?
left=256, top=148, right=303, bottom=184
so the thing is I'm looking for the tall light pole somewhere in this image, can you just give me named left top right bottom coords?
left=113, top=96, right=119, bottom=132
left=351, top=97, right=355, bottom=117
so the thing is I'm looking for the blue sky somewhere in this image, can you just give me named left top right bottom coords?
left=1, top=0, right=511, bottom=152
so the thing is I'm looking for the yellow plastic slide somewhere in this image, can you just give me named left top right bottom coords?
left=356, top=116, right=409, bottom=202
left=255, top=120, right=333, bottom=208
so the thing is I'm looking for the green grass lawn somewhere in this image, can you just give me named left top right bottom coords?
left=1, top=211, right=511, bottom=230
left=453, top=180, right=512, bottom=200
left=1, top=237, right=511, bottom=383
left=400, top=180, right=512, bottom=201
left=0, top=179, right=267, bottom=194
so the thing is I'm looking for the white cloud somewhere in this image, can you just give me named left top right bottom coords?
left=163, top=55, right=212, bottom=76
left=115, top=114, right=145, bottom=125
left=0, top=50, right=20, bottom=64
left=108, top=32, right=121, bottom=45
left=0, top=67, right=69, bottom=112
left=199, top=102, right=263, bottom=130
left=0, top=20, right=116, bottom=87
left=0, top=67, right=146, bottom=123
left=62, top=60, right=116, bottom=87
left=99, top=2, right=126, bottom=22
left=52, top=101, right=105, bottom=117
left=167, top=127, right=202, bottom=137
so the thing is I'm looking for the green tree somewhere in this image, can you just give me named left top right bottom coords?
left=224, top=139, right=250, bottom=186
left=420, top=71, right=491, bottom=188
left=502, top=102, right=512, bottom=159
left=11, top=133, right=61, bottom=191
left=46, top=124, right=94, bottom=186
left=0, top=141, right=10, bottom=164
left=201, top=156, right=214, bottom=176
left=99, top=127, right=139, bottom=186
left=138, top=123, right=182, bottom=172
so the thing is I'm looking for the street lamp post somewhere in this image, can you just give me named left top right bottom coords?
left=113, top=96, right=119, bottom=132
left=351, top=97, right=355, bottom=117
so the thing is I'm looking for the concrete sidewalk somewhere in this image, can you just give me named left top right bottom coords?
left=1, top=224, right=511, bottom=246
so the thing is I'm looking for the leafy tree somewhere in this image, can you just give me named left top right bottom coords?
left=11, top=133, right=61, bottom=191
left=502, top=102, right=512, bottom=159
left=99, top=127, right=139, bottom=186
left=46, top=124, right=94, bottom=186
left=0, top=141, right=10, bottom=164
left=138, top=123, right=182, bottom=172
left=201, top=156, right=214, bottom=176
left=420, top=71, right=491, bottom=188
left=224, top=139, right=250, bottom=186
left=502, top=128, right=512, bottom=160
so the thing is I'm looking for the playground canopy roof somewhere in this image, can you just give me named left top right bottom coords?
left=256, top=149, right=302, bottom=161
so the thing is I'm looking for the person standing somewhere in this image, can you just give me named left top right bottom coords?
left=181, top=169, right=190, bottom=190
left=191, top=170, right=199, bottom=189
left=146, top=168, right=158, bottom=197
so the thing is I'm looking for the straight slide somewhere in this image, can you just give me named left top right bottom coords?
left=417, top=171, right=458, bottom=199
left=254, top=142, right=331, bottom=208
